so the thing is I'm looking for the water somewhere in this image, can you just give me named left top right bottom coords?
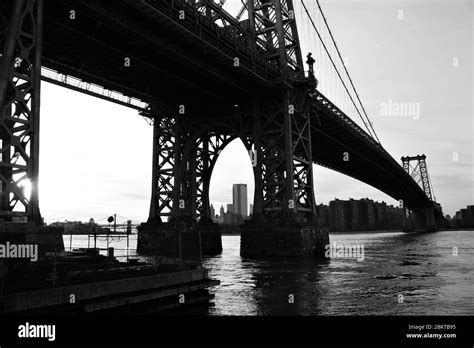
left=63, top=230, right=474, bottom=315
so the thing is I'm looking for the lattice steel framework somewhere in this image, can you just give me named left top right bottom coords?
left=246, top=0, right=316, bottom=220
left=148, top=116, right=178, bottom=222
left=401, top=154, right=435, bottom=202
left=148, top=111, right=254, bottom=223
left=0, top=0, right=43, bottom=223
left=248, top=0, right=303, bottom=79
left=252, top=85, right=316, bottom=219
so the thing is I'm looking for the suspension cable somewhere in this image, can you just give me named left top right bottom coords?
left=301, top=0, right=376, bottom=140
left=315, top=0, right=381, bottom=144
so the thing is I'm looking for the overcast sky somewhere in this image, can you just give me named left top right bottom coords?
left=38, top=0, right=472, bottom=223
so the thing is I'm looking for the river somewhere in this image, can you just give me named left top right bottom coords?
left=63, top=230, right=474, bottom=315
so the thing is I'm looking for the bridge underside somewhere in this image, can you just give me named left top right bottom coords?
left=0, top=0, right=442, bottom=258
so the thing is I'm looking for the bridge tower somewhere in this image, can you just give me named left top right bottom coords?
left=139, top=0, right=329, bottom=258
left=239, top=0, right=328, bottom=256
left=0, top=0, right=43, bottom=225
left=401, top=154, right=437, bottom=231
left=401, top=155, right=435, bottom=201
left=0, top=0, right=64, bottom=261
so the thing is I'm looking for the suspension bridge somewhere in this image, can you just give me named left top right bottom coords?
left=0, top=0, right=445, bottom=257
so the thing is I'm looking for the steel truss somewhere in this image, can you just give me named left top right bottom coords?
left=401, top=154, right=435, bottom=202
left=195, top=133, right=237, bottom=221
left=0, top=0, right=42, bottom=223
left=148, top=111, right=254, bottom=223
left=148, top=0, right=317, bottom=224
left=248, top=0, right=303, bottom=78
left=251, top=87, right=315, bottom=220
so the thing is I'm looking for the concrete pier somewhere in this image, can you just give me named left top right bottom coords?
left=197, top=220, right=222, bottom=255
left=240, top=218, right=329, bottom=257
left=138, top=219, right=222, bottom=257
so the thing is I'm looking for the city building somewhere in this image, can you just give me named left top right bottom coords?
left=232, top=184, right=248, bottom=217
left=210, top=204, right=215, bottom=219
left=316, top=204, right=329, bottom=229
left=365, top=199, right=377, bottom=230
left=227, top=204, right=234, bottom=214
left=376, top=202, right=387, bottom=230
left=329, top=199, right=350, bottom=231
left=349, top=199, right=361, bottom=231
left=458, top=206, right=474, bottom=228
left=325, top=198, right=404, bottom=232
left=467, top=205, right=474, bottom=227
left=219, top=205, right=225, bottom=217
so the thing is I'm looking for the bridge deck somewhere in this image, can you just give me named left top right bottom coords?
left=309, top=90, right=432, bottom=210
left=40, top=0, right=279, bottom=114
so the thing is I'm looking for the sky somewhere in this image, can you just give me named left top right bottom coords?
left=38, top=0, right=473, bottom=223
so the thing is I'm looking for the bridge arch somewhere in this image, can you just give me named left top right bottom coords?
left=187, top=127, right=254, bottom=222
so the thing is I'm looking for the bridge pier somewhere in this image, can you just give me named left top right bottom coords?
left=411, top=207, right=436, bottom=232
left=241, top=216, right=328, bottom=257
left=137, top=218, right=203, bottom=264
left=239, top=81, right=329, bottom=257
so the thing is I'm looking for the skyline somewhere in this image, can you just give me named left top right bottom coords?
left=38, top=0, right=472, bottom=223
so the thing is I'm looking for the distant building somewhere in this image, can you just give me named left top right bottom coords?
left=329, top=199, right=350, bottom=231
left=249, top=204, right=253, bottom=216
left=316, top=204, right=329, bottom=228
left=219, top=205, right=225, bottom=217
left=232, top=184, right=248, bottom=217
left=349, top=199, right=361, bottom=231
left=50, top=220, right=101, bottom=234
left=365, top=199, right=377, bottom=230
left=376, top=202, right=387, bottom=230
left=386, top=204, right=404, bottom=229
left=223, top=212, right=243, bottom=225
left=227, top=204, right=234, bottom=214
left=210, top=204, right=215, bottom=220
left=453, top=210, right=462, bottom=228
left=460, top=209, right=468, bottom=226
left=327, top=198, right=403, bottom=232
left=467, top=205, right=474, bottom=227
left=460, top=206, right=474, bottom=228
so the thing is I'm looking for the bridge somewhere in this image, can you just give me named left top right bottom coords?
left=0, top=0, right=444, bottom=257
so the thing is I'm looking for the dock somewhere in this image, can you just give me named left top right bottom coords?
left=0, top=223, right=219, bottom=314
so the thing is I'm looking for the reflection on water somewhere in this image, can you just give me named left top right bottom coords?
left=203, top=231, right=474, bottom=315
left=64, top=230, right=474, bottom=315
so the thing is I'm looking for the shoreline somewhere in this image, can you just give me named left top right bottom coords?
left=329, top=230, right=403, bottom=235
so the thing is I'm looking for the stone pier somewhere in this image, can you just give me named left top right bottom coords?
left=137, top=219, right=222, bottom=258
left=240, top=217, right=329, bottom=257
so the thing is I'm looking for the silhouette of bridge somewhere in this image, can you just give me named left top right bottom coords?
left=0, top=0, right=444, bottom=256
